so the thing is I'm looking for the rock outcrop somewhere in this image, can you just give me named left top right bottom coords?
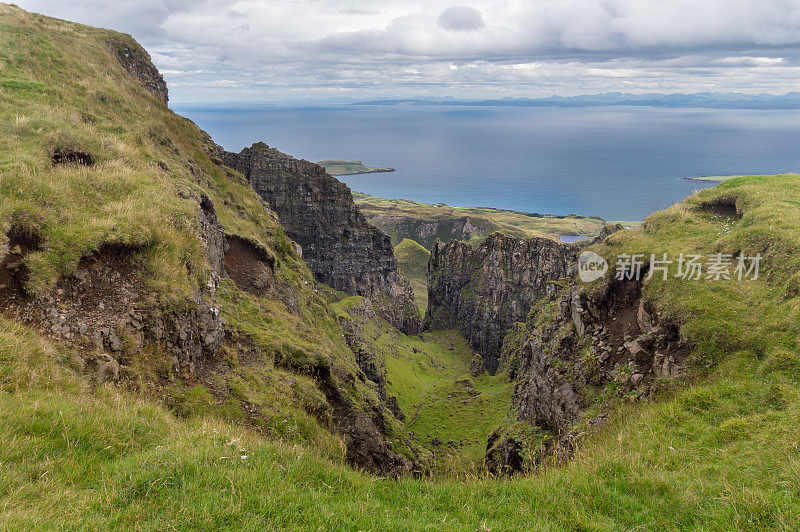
left=425, top=233, right=578, bottom=372
left=0, top=198, right=226, bottom=379
left=513, top=276, right=688, bottom=436
left=108, top=36, right=169, bottom=103
left=591, top=223, right=625, bottom=245
left=223, top=143, right=420, bottom=332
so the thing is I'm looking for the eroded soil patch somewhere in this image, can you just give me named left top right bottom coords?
left=699, top=195, right=740, bottom=219
left=52, top=147, right=95, bottom=166
left=224, top=236, right=276, bottom=296
left=0, top=229, right=40, bottom=311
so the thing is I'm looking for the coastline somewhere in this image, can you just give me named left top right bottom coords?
left=334, top=168, right=396, bottom=176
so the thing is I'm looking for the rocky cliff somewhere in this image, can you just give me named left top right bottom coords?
left=512, top=277, right=687, bottom=439
left=107, top=35, right=169, bottom=103
left=223, top=143, right=420, bottom=333
left=0, top=4, right=430, bottom=477
left=425, top=233, right=578, bottom=372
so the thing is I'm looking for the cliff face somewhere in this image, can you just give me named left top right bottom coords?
left=223, top=143, right=421, bottom=333
left=425, top=233, right=578, bottom=372
left=0, top=3, right=431, bottom=477
left=512, top=277, right=688, bottom=436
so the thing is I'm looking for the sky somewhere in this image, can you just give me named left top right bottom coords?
left=14, top=0, right=800, bottom=103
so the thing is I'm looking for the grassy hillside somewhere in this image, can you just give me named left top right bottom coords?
left=354, top=192, right=629, bottom=246
left=329, top=296, right=512, bottom=469
left=0, top=3, right=424, bottom=473
left=394, top=238, right=430, bottom=313
left=3, top=4, right=800, bottom=529
left=2, top=309, right=799, bottom=529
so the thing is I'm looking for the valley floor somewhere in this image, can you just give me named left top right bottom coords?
left=2, top=323, right=798, bottom=530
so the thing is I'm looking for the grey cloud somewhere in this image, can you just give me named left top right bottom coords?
left=437, top=7, right=484, bottom=32
left=13, top=0, right=800, bottom=102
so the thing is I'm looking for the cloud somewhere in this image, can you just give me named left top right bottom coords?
left=13, top=0, right=800, bottom=101
left=437, top=7, right=484, bottom=32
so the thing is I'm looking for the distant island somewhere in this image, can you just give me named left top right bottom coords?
left=356, top=92, right=800, bottom=110
left=318, top=160, right=395, bottom=176
left=684, top=175, right=745, bottom=183
left=684, top=174, right=796, bottom=183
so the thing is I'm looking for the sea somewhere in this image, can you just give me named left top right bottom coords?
left=173, top=104, right=800, bottom=221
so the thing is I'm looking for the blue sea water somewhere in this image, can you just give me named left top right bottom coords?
left=173, top=104, right=800, bottom=220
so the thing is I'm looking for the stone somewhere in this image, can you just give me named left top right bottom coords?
left=591, top=223, right=625, bottom=245
left=630, top=373, right=645, bottom=385
left=425, top=233, right=578, bottom=372
left=223, top=143, right=420, bottom=333
left=96, top=353, right=120, bottom=384
left=109, top=39, right=168, bottom=103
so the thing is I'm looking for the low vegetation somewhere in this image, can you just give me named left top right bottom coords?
left=393, top=238, right=430, bottom=314
left=317, top=160, right=394, bottom=175
left=2, top=4, right=800, bottom=529
left=354, top=192, right=629, bottom=246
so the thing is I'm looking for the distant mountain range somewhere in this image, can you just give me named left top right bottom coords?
left=356, top=92, right=800, bottom=109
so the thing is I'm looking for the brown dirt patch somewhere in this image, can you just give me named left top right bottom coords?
left=0, top=229, right=39, bottom=312
left=223, top=235, right=276, bottom=296
left=52, top=147, right=95, bottom=166
left=1, top=240, right=146, bottom=352
left=699, top=195, right=740, bottom=219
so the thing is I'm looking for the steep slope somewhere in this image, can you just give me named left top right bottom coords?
left=394, top=238, right=430, bottom=313
left=3, top=6, right=800, bottom=529
left=425, top=233, right=578, bottom=372
left=427, top=173, right=800, bottom=475
left=0, top=4, right=422, bottom=475
left=223, top=144, right=421, bottom=333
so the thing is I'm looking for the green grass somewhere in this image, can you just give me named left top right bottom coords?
left=354, top=192, right=636, bottom=245
left=0, top=1, right=412, bottom=469
left=2, top=318, right=799, bottom=529
left=383, top=331, right=513, bottom=468
left=329, top=296, right=513, bottom=469
left=3, top=4, right=800, bottom=528
left=394, top=238, right=430, bottom=314
left=685, top=174, right=770, bottom=182
left=0, top=3, right=304, bottom=304
left=317, top=160, right=394, bottom=175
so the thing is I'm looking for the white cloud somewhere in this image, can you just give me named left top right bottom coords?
left=13, top=0, right=800, bottom=101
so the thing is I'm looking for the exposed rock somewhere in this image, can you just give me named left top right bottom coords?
left=52, top=147, right=94, bottom=167
left=485, top=428, right=525, bottom=475
left=591, top=223, right=625, bottom=245
left=513, top=276, right=689, bottom=435
left=425, top=233, right=578, bottom=372
left=341, top=299, right=388, bottom=394
left=108, top=37, right=168, bottom=103
left=339, top=298, right=407, bottom=424
left=95, top=353, right=121, bottom=384
left=485, top=422, right=550, bottom=476
left=0, top=209, right=225, bottom=380
left=321, top=365, right=416, bottom=476
left=223, top=143, right=420, bottom=333
left=197, top=194, right=227, bottom=285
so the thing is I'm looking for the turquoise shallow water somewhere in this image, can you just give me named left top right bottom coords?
left=174, top=104, right=800, bottom=220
